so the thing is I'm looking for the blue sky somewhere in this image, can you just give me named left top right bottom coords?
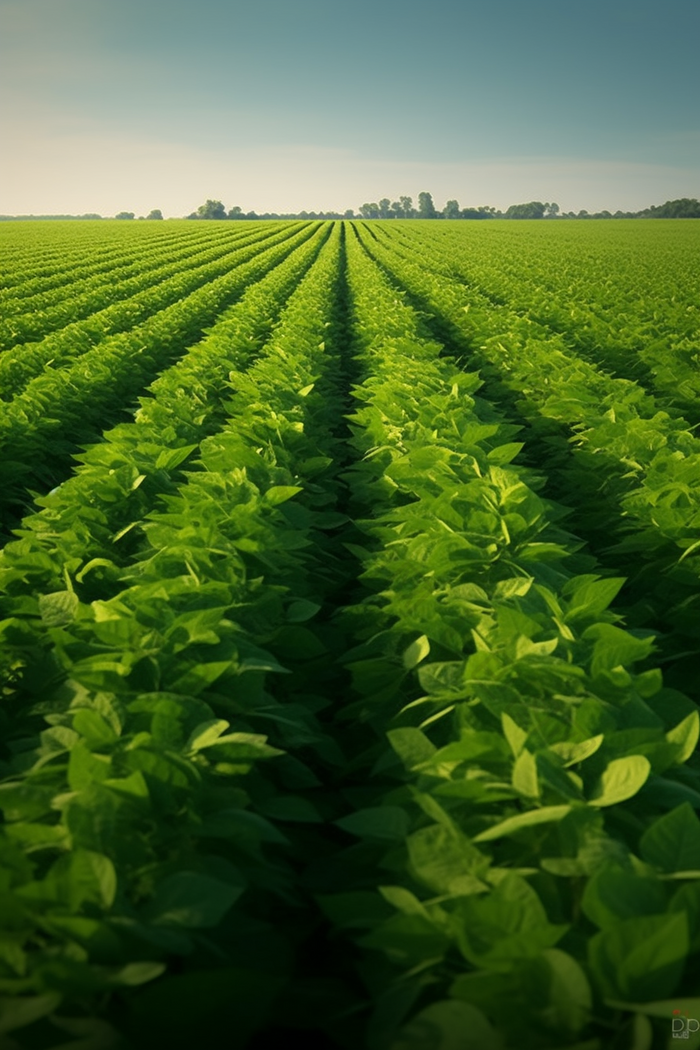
left=1, top=0, right=698, bottom=216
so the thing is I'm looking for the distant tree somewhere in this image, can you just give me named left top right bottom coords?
left=505, top=201, right=546, bottom=219
left=544, top=202, right=560, bottom=217
left=378, top=198, right=391, bottom=218
left=418, top=191, right=437, bottom=218
left=228, top=206, right=243, bottom=219
left=115, top=211, right=135, bottom=220
left=145, top=209, right=163, bottom=220
left=197, top=199, right=227, bottom=220
left=359, top=202, right=380, bottom=218
left=389, top=200, right=403, bottom=218
left=577, top=210, right=589, bottom=218
left=443, top=199, right=461, bottom=219
left=399, top=196, right=415, bottom=218
left=647, top=197, right=700, bottom=218
left=344, top=209, right=355, bottom=219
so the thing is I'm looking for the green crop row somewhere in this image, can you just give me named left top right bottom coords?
left=308, top=225, right=700, bottom=1050
left=0, top=224, right=349, bottom=1050
left=0, top=221, right=217, bottom=295
left=0, top=223, right=323, bottom=528
left=390, top=220, right=700, bottom=419
left=356, top=222, right=700, bottom=699
left=0, top=223, right=262, bottom=352
left=0, top=223, right=305, bottom=398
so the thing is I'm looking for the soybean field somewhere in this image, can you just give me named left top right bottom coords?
left=1, top=217, right=700, bottom=1050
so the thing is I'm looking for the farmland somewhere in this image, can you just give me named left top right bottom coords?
left=1, top=217, right=700, bottom=1050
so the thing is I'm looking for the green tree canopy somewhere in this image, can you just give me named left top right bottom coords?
left=145, top=209, right=163, bottom=220
left=197, top=199, right=227, bottom=220
left=443, top=199, right=460, bottom=219
left=418, top=191, right=437, bottom=218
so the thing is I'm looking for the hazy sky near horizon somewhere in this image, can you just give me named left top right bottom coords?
left=1, top=0, right=698, bottom=216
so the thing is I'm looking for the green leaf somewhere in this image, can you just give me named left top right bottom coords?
left=588, top=912, right=688, bottom=1001
left=0, top=994, right=61, bottom=1034
left=388, top=727, right=438, bottom=769
left=403, top=635, right=431, bottom=671
left=336, top=806, right=410, bottom=841
left=185, top=719, right=230, bottom=752
left=144, top=872, right=243, bottom=929
left=640, top=803, right=700, bottom=873
left=666, top=711, right=700, bottom=765
left=286, top=599, right=322, bottom=623
left=581, top=866, right=668, bottom=929
left=46, top=849, right=117, bottom=911
left=39, top=590, right=79, bottom=627
left=549, top=735, right=604, bottom=767
left=584, top=623, right=655, bottom=676
left=501, top=713, right=528, bottom=757
left=512, top=750, right=539, bottom=799
left=112, top=961, right=167, bottom=986
left=263, top=485, right=302, bottom=505
left=258, top=795, right=323, bottom=823
left=588, top=756, right=651, bottom=807
left=473, top=805, right=572, bottom=842
left=155, top=443, right=198, bottom=471
left=407, top=824, right=489, bottom=894
left=565, top=577, right=626, bottom=622
left=391, top=1000, right=503, bottom=1050
left=72, top=709, right=119, bottom=748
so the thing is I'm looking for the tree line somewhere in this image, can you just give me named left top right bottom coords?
left=1, top=197, right=698, bottom=222
left=186, top=194, right=700, bottom=221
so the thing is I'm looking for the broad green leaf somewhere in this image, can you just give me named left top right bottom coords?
left=144, top=872, right=243, bottom=928
left=72, top=709, right=119, bottom=748
left=391, top=1000, right=503, bottom=1050
left=46, top=849, right=117, bottom=910
left=604, top=996, right=700, bottom=1019
left=581, top=866, right=668, bottom=929
left=640, top=803, right=700, bottom=873
left=407, top=824, right=489, bottom=894
left=185, top=719, right=230, bottom=752
left=336, top=806, right=409, bottom=841
left=155, top=443, right=198, bottom=471
left=501, top=713, right=528, bottom=757
left=112, top=962, right=167, bottom=986
left=487, top=442, right=524, bottom=466
left=588, top=912, right=688, bottom=1001
left=257, top=795, right=323, bottom=822
left=565, top=577, right=626, bottom=622
left=379, top=886, right=430, bottom=917
left=493, top=576, right=533, bottom=600
left=550, top=735, right=604, bottom=767
left=473, top=805, right=572, bottom=842
left=512, top=750, right=539, bottom=799
left=262, top=485, right=302, bottom=505
left=588, top=756, right=650, bottom=807
left=403, top=635, right=431, bottom=671
left=0, top=994, right=61, bottom=1034
left=666, top=711, right=700, bottom=764
left=286, top=599, right=322, bottom=623
left=584, top=623, right=655, bottom=676
left=388, top=727, right=438, bottom=769
left=39, top=590, right=79, bottom=626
